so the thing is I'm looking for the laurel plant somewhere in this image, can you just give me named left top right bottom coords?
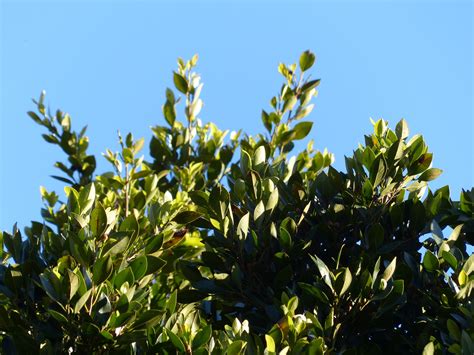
left=0, top=51, right=472, bottom=355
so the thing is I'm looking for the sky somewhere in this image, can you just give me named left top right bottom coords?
left=0, top=0, right=472, bottom=231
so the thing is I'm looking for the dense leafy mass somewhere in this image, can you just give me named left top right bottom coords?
left=1, top=52, right=473, bottom=354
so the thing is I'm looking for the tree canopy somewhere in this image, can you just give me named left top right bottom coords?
left=1, top=51, right=473, bottom=354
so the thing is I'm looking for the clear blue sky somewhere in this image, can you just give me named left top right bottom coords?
left=1, top=0, right=472, bottom=230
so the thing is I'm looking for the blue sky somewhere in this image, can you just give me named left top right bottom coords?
left=1, top=0, right=472, bottom=230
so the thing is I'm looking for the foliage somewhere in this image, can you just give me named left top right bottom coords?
left=1, top=51, right=473, bottom=354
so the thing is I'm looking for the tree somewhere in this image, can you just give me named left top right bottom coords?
left=1, top=51, right=473, bottom=354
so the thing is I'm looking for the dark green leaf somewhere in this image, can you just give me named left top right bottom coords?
left=173, top=72, right=188, bottom=94
left=299, top=50, right=316, bottom=71
left=292, top=121, right=313, bottom=140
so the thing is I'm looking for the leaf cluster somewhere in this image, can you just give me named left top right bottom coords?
left=1, top=51, right=473, bottom=355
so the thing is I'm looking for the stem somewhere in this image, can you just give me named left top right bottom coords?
left=124, top=164, right=130, bottom=217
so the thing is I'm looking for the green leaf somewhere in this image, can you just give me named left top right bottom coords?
left=292, top=121, right=313, bottom=140
left=173, top=72, right=188, bottom=94
left=114, top=267, right=135, bottom=288
left=395, top=119, right=409, bottom=139
left=282, top=94, right=297, bottom=113
left=382, top=257, right=397, bottom=281
left=78, top=183, right=96, bottom=214
left=166, top=328, right=185, bottom=352
left=226, top=340, right=246, bottom=355
left=254, top=145, right=266, bottom=166
left=240, top=150, right=252, bottom=176
left=266, top=188, right=279, bottom=212
left=119, top=214, right=139, bottom=235
left=371, top=158, right=386, bottom=188
left=299, top=50, right=316, bottom=71
left=74, top=288, right=92, bottom=313
left=145, top=255, right=166, bottom=275
left=163, top=101, right=176, bottom=126
left=418, top=168, right=442, bottom=182
left=48, top=309, right=68, bottom=324
left=301, top=79, right=320, bottom=92
left=362, top=179, right=373, bottom=200
left=310, top=255, right=333, bottom=291
left=463, top=254, right=474, bottom=275
left=104, top=236, right=129, bottom=256
left=167, top=289, right=177, bottom=314
left=265, top=334, right=276, bottom=353
left=367, top=223, right=384, bottom=249
left=339, top=268, right=352, bottom=296
left=68, top=270, right=80, bottom=300
left=28, top=111, right=43, bottom=124
left=423, top=250, right=439, bottom=272
left=254, top=200, right=265, bottom=225
left=90, top=204, right=107, bottom=238
left=92, top=255, right=113, bottom=284
left=130, top=256, right=148, bottom=280
left=442, top=251, right=458, bottom=270
left=279, top=227, right=292, bottom=251
left=294, top=104, right=314, bottom=120
left=422, top=342, right=434, bottom=355
left=192, top=325, right=212, bottom=349
left=237, top=212, right=250, bottom=240
left=174, top=210, right=203, bottom=224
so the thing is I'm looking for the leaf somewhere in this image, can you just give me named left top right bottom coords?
left=166, top=328, right=185, bottom=352
left=254, top=200, right=265, bottom=225
left=173, top=72, right=188, bottom=94
left=114, top=267, right=135, bottom=288
left=299, top=50, right=316, bottom=71
left=119, top=214, right=139, bottom=235
left=132, top=310, right=162, bottom=329
left=163, top=101, right=176, bottom=126
left=442, top=251, right=458, bottom=270
left=279, top=227, right=292, bottom=251
left=371, top=158, right=386, bottom=188
left=395, top=119, right=409, bottom=139
left=423, top=250, right=439, bottom=272
left=294, top=104, right=314, bottom=120
left=192, top=325, right=212, bottom=349
left=254, top=145, right=266, bottom=166
left=145, top=255, right=166, bottom=275
left=78, top=183, right=96, bottom=214
left=68, top=270, right=80, bottom=300
left=90, top=204, right=107, bottom=238
left=265, top=334, right=276, bottom=353
left=28, top=111, right=42, bottom=124
left=292, top=121, right=313, bottom=140
left=173, top=211, right=203, bottom=224
left=130, top=256, right=148, bottom=280
left=310, top=255, right=333, bottom=291
left=240, top=150, right=252, bottom=176
left=74, top=288, right=92, bottom=313
left=301, top=79, right=320, bottom=92
left=422, top=342, right=434, bottom=355
left=266, top=188, right=279, bottom=212
left=52, top=175, right=75, bottom=184
left=463, top=254, right=474, bottom=275
left=48, top=309, right=68, bottom=324
left=382, top=257, right=397, bottom=281
left=282, top=94, right=297, bottom=113
left=167, top=290, right=177, bottom=314
left=104, top=236, right=129, bottom=256
left=418, top=168, right=442, bottom=182
left=367, top=223, right=384, bottom=249
left=92, top=255, right=113, bottom=284
left=237, top=212, right=250, bottom=240
left=339, top=268, right=352, bottom=296
left=226, top=340, right=246, bottom=355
